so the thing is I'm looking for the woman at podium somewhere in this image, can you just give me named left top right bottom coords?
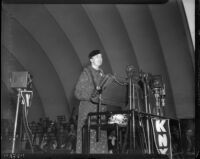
left=74, top=50, right=108, bottom=154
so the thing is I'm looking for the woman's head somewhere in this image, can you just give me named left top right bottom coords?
left=89, top=50, right=103, bottom=69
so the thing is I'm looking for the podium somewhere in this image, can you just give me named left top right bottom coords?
left=83, top=74, right=142, bottom=153
left=84, top=110, right=182, bottom=156
left=82, top=70, right=181, bottom=158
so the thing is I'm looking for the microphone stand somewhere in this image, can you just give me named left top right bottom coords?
left=143, top=74, right=152, bottom=154
left=128, top=76, right=133, bottom=152
left=131, top=78, right=136, bottom=152
left=96, top=92, right=102, bottom=142
left=126, top=66, right=137, bottom=153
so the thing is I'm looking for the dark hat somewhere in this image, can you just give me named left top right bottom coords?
left=88, top=50, right=101, bottom=59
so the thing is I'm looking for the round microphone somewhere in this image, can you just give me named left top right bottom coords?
left=126, top=65, right=136, bottom=77
left=126, top=65, right=135, bottom=72
left=126, top=65, right=140, bottom=82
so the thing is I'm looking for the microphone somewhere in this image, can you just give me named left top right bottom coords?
left=126, top=65, right=139, bottom=81
left=126, top=65, right=136, bottom=73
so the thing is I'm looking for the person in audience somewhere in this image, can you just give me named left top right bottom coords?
left=66, top=141, right=73, bottom=153
left=108, top=130, right=117, bottom=154
left=57, top=125, right=65, bottom=149
left=68, top=123, right=76, bottom=152
left=49, top=139, right=58, bottom=151
left=40, top=133, right=48, bottom=152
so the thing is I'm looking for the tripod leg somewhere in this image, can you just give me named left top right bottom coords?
left=12, top=89, right=21, bottom=153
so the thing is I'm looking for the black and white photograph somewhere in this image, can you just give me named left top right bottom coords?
left=1, top=0, right=196, bottom=158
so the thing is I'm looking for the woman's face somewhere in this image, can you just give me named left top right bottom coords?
left=91, top=54, right=103, bottom=67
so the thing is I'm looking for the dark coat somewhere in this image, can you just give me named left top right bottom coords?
left=75, top=65, right=108, bottom=154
